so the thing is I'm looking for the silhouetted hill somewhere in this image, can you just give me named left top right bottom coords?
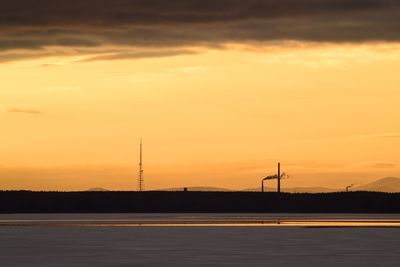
left=85, top=177, right=400, bottom=193
left=243, top=187, right=337, bottom=193
left=285, top=187, right=338, bottom=193
left=87, top=188, right=109, bottom=192
left=354, top=177, right=400, bottom=192
left=157, top=187, right=231, bottom=192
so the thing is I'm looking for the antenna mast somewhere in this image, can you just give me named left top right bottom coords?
left=138, top=138, right=144, bottom=191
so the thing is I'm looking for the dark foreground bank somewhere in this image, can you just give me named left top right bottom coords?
left=0, top=191, right=399, bottom=213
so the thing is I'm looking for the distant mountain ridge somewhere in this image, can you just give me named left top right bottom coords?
left=158, top=187, right=231, bottom=192
left=87, top=177, right=400, bottom=193
left=353, top=177, right=400, bottom=193
left=157, top=177, right=400, bottom=193
left=242, top=186, right=337, bottom=193
left=87, top=187, right=109, bottom=192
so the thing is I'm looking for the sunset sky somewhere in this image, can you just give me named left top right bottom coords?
left=1, top=0, right=400, bottom=191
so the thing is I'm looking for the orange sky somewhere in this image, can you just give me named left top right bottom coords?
left=1, top=43, right=400, bottom=191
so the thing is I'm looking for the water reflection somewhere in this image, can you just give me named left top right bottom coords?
left=1, top=214, right=400, bottom=227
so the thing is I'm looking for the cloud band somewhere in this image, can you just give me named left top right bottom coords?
left=1, top=0, right=400, bottom=62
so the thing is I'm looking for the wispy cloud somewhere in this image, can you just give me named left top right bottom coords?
left=44, top=85, right=83, bottom=92
left=354, top=162, right=397, bottom=169
left=7, top=107, right=42, bottom=115
left=79, top=49, right=198, bottom=62
left=372, top=133, right=400, bottom=139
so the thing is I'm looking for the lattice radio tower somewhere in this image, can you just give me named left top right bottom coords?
left=138, top=138, right=144, bottom=191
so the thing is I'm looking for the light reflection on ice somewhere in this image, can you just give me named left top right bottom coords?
left=1, top=214, right=400, bottom=227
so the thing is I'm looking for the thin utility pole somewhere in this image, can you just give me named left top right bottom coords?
left=138, top=138, right=144, bottom=191
left=277, top=162, right=281, bottom=193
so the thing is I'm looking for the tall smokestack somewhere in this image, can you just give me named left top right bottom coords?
left=277, top=162, right=281, bottom=193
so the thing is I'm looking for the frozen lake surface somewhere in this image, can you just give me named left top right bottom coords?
left=0, top=214, right=400, bottom=266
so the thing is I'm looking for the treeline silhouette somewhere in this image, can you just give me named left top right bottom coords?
left=0, top=191, right=399, bottom=213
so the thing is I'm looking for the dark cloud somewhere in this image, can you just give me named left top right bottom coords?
left=8, top=107, right=42, bottom=114
left=1, top=0, right=396, bottom=26
left=1, top=0, right=400, bottom=62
